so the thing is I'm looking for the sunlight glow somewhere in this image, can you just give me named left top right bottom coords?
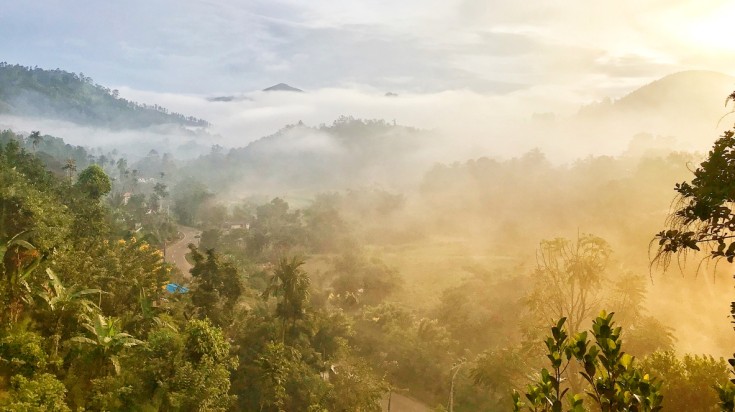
left=685, top=3, right=735, bottom=52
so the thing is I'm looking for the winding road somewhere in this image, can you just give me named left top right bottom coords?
left=165, top=225, right=199, bottom=278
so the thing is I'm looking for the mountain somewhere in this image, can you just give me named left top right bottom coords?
left=0, top=63, right=210, bottom=129
left=262, top=83, right=303, bottom=93
left=580, top=70, right=735, bottom=120
left=617, top=70, right=734, bottom=112
left=571, top=70, right=735, bottom=153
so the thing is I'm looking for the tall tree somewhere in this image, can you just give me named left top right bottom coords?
left=653, top=94, right=735, bottom=411
left=189, top=246, right=243, bottom=325
left=262, top=256, right=311, bottom=343
left=29, top=130, right=42, bottom=152
left=116, top=158, right=127, bottom=182
left=62, top=158, right=76, bottom=182
left=526, top=234, right=610, bottom=336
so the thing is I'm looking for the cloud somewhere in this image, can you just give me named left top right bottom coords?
left=107, top=82, right=693, bottom=164
left=3, top=0, right=734, bottom=98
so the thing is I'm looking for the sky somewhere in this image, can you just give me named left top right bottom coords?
left=2, top=0, right=735, bottom=154
left=3, top=0, right=735, bottom=99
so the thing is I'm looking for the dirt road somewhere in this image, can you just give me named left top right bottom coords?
left=381, top=393, right=431, bottom=412
left=165, top=226, right=199, bottom=278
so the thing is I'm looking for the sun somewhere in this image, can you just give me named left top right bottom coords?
left=684, top=2, right=735, bottom=53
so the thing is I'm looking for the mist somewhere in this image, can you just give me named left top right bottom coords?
left=3, top=1, right=735, bottom=410
left=117, top=72, right=733, bottom=160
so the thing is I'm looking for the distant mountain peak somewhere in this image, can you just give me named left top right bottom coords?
left=263, top=83, right=303, bottom=93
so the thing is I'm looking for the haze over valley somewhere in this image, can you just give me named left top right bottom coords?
left=2, top=2, right=735, bottom=411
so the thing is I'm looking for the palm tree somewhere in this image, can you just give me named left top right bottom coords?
left=62, top=158, right=76, bottom=182
left=29, top=131, right=42, bottom=152
left=262, top=256, right=311, bottom=343
left=70, top=313, right=142, bottom=375
left=116, top=158, right=127, bottom=181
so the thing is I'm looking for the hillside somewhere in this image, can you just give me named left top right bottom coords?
left=0, top=63, right=210, bottom=129
left=566, top=70, right=735, bottom=155
left=580, top=70, right=735, bottom=119
left=183, top=116, right=437, bottom=194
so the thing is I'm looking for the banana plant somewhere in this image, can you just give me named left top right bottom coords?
left=0, top=231, right=42, bottom=323
left=38, top=268, right=100, bottom=356
left=70, top=313, right=142, bottom=375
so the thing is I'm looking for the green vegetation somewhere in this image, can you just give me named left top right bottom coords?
left=511, top=313, right=663, bottom=412
left=0, top=133, right=388, bottom=410
left=0, top=63, right=209, bottom=128
left=654, top=117, right=735, bottom=412
left=2, top=80, right=735, bottom=411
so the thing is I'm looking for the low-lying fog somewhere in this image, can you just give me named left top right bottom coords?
left=117, top=80, right=731, bottom=161
left=4, top=71, right=732, bottom=164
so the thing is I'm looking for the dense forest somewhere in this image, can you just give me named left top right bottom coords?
left=5, top=0, right=735, bottom=408
left=2, top=101, right=735, bottom=410
left=0, top=64, right=209, bottom=129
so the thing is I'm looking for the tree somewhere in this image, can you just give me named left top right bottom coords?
left=511, top=312, right=663, bottom=412
left=262, top=256, right=311, bottom=344
left=2, top=373, right=71, bottom=412
left=153, top=182, right=168, bottom=200
left=641, top=351, right=729, bottom=411
left=245, top=198, right=307, bottom=260
left=131, top=321, right=236, bottom=411
left=254, top=341, right=294, bottom=412
left=653, top=104, right=735, bottom=411
left=62, top=158, right=76, bottom=182
left=352, top=303, right=454, bottom=407
left=171, top=180, right=212, bottom=226
left=174, top=319, right=237, bottom=411
left=75, top=164, right=112, bottom=199
left=324, top=357, right=387, bottom=412
left=189, top=246, right=243, bottom=325
left=28, top=131, right=42, bottom=153
left=526, top=234, right=610, bottom=336
left=0, top=143, right=71, bottom=250
left=606, top=274, right=674, bottom=357
left=653, top=125, right=735, bottom=264
left=0, top=329, right=49, bottom=377
left=48, top=236, right=169, bottom=320
left=116, top=158, right=127, bottom=181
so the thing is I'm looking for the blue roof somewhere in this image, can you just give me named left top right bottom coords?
left=165, top=283, right=189, bottom=294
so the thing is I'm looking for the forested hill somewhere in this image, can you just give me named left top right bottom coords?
left=183, top=116, right=437, bottom=193
left=0, top=63, right=209, bottom=129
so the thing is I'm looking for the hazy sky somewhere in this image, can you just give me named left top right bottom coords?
left=3, top=0, right=735, bottom=100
